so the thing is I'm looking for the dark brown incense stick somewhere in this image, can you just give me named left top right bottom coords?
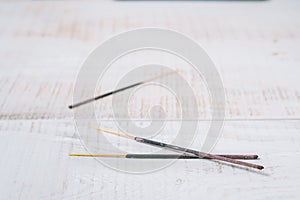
left=134, top=137, right=264, bottom=170
left=92, top=127, right=264, bottom=170
left=68, top=82, right=142, bottom=109
left=69, top=153, right=258, bottom=160
left=68, top=71, right=175, bottom=109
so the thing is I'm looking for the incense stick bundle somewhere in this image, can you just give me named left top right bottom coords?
left=69, top=153, right=258, bottom=159
left=68, top=71, right=175, bottom=109
left=92, top=127, right=264, bottom=170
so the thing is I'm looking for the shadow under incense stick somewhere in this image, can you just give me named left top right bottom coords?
left=68, top=71, right=176, bottom=109
left=69, top=153, right=258, bottom=159
left=91, top=127, right=264, bottom=170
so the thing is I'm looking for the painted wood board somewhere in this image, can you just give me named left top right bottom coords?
left=0, top=0, right=299, bottom=199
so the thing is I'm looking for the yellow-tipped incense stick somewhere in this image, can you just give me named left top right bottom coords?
left=69, top=153, right=126, bottom=157
left=91, top=127, right=264, bottom=170
left=69, top=153, right=258, bottom=160
left=68, top=71, right=176, bottom=109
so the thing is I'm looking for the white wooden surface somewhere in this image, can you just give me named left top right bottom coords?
left=0, top=0, right=300, bottom=199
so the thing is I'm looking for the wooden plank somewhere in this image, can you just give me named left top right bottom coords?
left=0, top=1, right=299, bottom=120
left=0, top=120, right=299, bottom=199
left=0, top=1, right=299, bottom=199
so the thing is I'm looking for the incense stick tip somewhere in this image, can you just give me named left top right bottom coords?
left=258, top=165, right=264, bottom=170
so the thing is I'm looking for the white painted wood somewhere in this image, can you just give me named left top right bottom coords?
left=0, top=120, right=299, bottom=199
left=0, top=0, right=299, bottom=199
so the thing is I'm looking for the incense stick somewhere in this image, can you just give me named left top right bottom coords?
left=92, top=127, right=264, bottom=170
left=68, top=71, right=176, bottom=109
left=69, top=153, right=258, bottom=159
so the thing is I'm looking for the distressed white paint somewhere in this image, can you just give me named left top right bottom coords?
left=0, top=0, right=299, bottom=199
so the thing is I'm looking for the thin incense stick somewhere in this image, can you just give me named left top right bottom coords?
left=69, top=153, right=258, bottom=160
left=68, top=71, right=176, bottom=109
left=92, top=127, right=264, bottom=170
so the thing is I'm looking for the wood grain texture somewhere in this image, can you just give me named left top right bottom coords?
left=0, top=0, right=299, bottom=199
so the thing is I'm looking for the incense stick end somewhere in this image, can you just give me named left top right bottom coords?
left=258, top=165, right=264, bottom=170
left=134, top=137, right=144, bottom=142
left=68, top=105, right=73, bottom=109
